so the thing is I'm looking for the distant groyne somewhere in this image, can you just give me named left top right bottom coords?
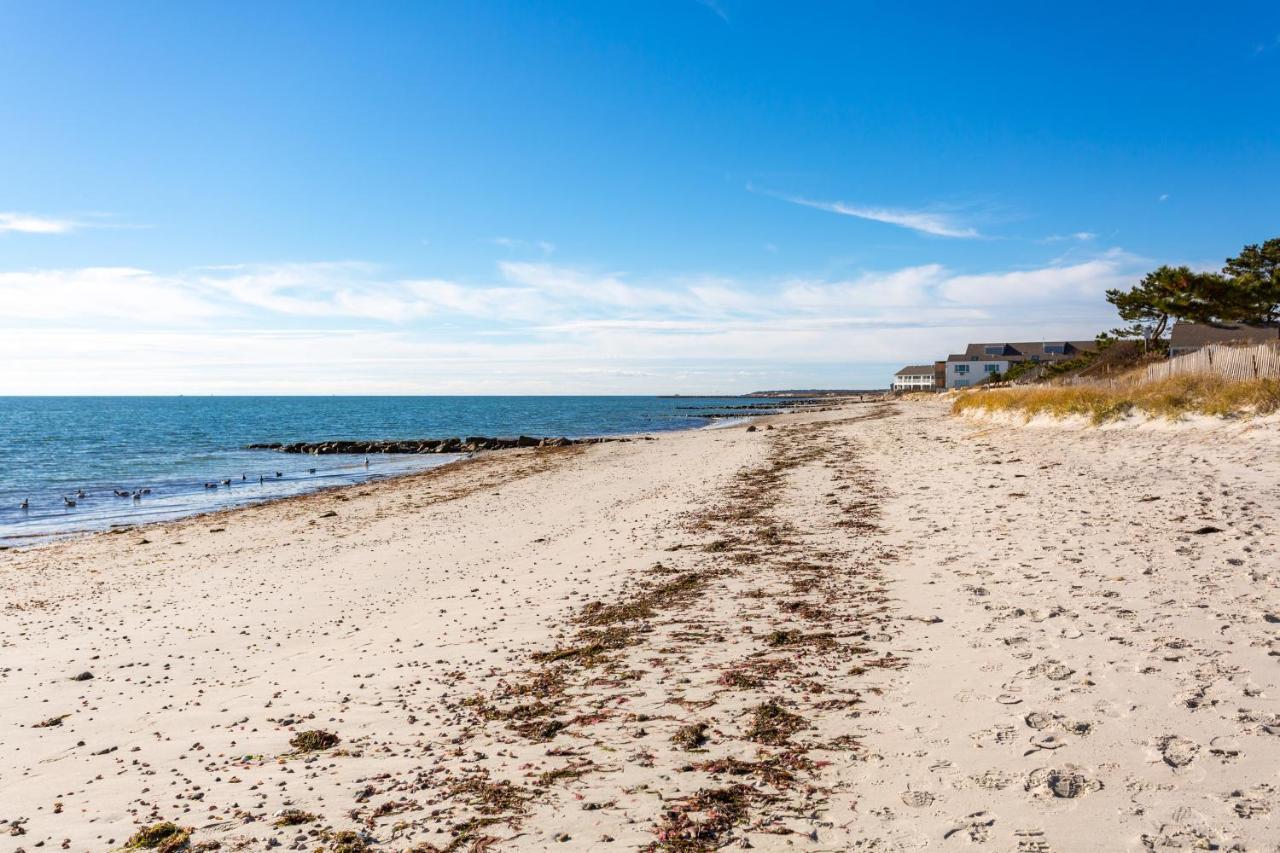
left=247, top=435, right=648, bottom=455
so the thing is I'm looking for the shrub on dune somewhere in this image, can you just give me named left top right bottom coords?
left=951, top=374, right=1280, bottom=424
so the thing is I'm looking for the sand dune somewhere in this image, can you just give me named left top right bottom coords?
left=2, top=400, right=1277, bottom=851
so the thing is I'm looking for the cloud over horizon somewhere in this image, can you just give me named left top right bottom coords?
left=0, top=249, right=1142, bottom=394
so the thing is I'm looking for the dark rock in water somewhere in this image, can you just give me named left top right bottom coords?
left=71, top=671, right=94, bottom=681
left=246, top=435, right=636, bottom=455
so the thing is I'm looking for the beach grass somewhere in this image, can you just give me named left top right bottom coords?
left=951, top=374, right=1280, bottom=424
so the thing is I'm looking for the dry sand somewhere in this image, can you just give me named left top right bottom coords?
left=2, top=400, right=1277, bottom=852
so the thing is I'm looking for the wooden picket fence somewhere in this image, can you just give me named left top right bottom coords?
left=1141, top=342, right=1280, bottom=382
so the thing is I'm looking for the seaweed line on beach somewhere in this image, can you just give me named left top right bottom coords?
left=354, top=404, right=907, bottom=849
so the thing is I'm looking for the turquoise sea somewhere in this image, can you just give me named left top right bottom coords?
left=0, top=396, right=761, bottom=544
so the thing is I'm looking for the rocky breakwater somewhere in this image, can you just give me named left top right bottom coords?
left=246, top=435, right=645, bottom=455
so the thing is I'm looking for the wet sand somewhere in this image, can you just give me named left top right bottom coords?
left=2, top=400, right=1277, bottom=851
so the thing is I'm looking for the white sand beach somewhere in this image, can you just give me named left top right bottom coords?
left=2, top=400, right=1278, bottom=852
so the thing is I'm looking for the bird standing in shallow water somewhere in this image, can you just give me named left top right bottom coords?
left=63, top=496, right=76, bottom=507
left=20, top=498, right=28, bottom=510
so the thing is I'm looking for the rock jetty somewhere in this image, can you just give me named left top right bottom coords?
left=246, top=436, right=643, bottom=455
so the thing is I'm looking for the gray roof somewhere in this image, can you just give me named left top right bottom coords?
left=947, top=340, right=1096, bottom=363
left=894, top=364, right=936, bottom=376
left=1169, top=322, right=1280, bottom=349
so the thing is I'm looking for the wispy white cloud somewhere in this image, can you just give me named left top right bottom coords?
left=941, top=250, right=1136, bottom=305
left=695, top=0, right=729, bottom=21
left=0, top=212, right=80, bottom=234
left=491, top=237, right=556, bottom=255
left=0, top=211, right=150, bottom=235
left=757, top=188, right=980, bottom=238
left=0, top=252, right=1143, bottom=393
left=0, top=266, right=226, bottom=322
left=1040, top=231, right=1097, bottom=243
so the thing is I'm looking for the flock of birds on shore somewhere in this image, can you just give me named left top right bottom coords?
left=18, top=461, right=365, bottom=512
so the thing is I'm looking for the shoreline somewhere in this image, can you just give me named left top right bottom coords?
left=3, top=398, right=1275, bottom=851
left=0, top=413, right=789, bottom=549
left=1, top=395, right=846, bottom=548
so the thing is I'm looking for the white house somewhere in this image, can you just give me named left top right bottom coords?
left=892, top=364, right=939, bottom=391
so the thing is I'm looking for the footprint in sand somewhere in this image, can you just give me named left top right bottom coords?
left=900, top=790, right=935, bottom=807
left=1024, top=711, right=1053, bottom=730
left=1025, top=765, right=1102, bottom=799
left=1142, top=811, right=1221, bottom=850
left=1156, top=734, right=1200, bottom=769
left=1208, top=735, right=1241, bottom=761
left=1027, top=733, right=1068, bottom=754
left=1227, top=791, right=1270, bottom=819
left=1036, top=661, right=1075, bottom=681
left=1013, top=828, right=1051, bottom=852
left=969, top=769, right=1016, bottom=791
left=942, top=811, right=994, bottom=843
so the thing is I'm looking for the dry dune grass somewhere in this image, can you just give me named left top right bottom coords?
left=952, top=373, right=1280, bottom=423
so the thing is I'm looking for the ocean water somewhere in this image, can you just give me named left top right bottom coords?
left=0, top=396, right=759, bottom=544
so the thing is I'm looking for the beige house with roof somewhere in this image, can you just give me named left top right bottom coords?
left=1168, top=322, right=1280, bottom=357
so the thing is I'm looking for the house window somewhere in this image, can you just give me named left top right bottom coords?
left=984, top=363, right=1001, bottom=373
left=1044, top=344, right=1065, bottom=355
left=954, top=379, right=970, bottom=387
left=984, top=345, right=1005, bottom=355
left=955, top=364, right=969, bottom=375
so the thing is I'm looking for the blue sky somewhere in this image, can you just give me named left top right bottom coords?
left=2, top=1, right=1278, bottom=393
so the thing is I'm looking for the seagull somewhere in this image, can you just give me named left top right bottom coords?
left=308, top=468, right=316, bottom=474
left=275, top=471, right=283, bottom=478
left=141, top=488, right=151, bottom=495
left=114, top=489, right=130, bottom=497
left=258, top=475, right=264, bottom=484
left=63, top=496, right=76, bottom=507
left=221, top=479, right=231, bottom=486
left=132, top=491, right=142, bottom=501
left=76, top=490, right=87, bottom=499
left=20, top=498, right=28, bottom=510
left=204, top=482, right=218, bottom=489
